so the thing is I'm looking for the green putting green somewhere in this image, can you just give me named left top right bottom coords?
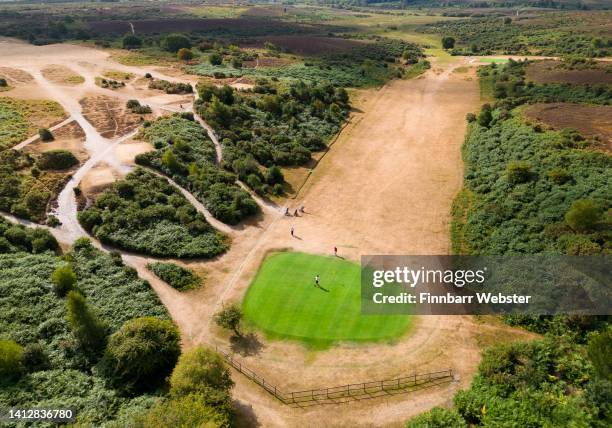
left=242, top=252, right=412, bottom=348
left=479, top=58, right=510, bottom=63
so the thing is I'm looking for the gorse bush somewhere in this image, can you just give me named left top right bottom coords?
left=147, top=262, right=202, bottom=291
left=148, top=79, right=192, bottom=94
left=0, top=225, right=171, bottom=423
left=0, top=217, right=57, bottom=253
left=195, top=81, right=350, bottom=195
left=135, top=114, right=258, bottom=224
left=38, top=128, right=54, bottom=142
left=0, top=149, right=76, bottom=223
left=66, top=291, right=108, bottom=354
left=51, top=263, right=76, bottom=296
left=36, top=149, right=78, bottom=170
left=99, top=317, right=180, bottom=392
left=565, top=199, right=603, bottom=232
left=0, top=339, right=23, bottom=382
left=78, top=168, right=228, bottom=258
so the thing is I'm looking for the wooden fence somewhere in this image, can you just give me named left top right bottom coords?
left=216, top=347, right=453, bottom=406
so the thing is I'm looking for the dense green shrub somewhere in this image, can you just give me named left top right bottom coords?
left=148, top=79, right=192, bottom=94
left=169, top=346, right=233, bottom=398
left=442, top=36, right=455, bottom=50
left=565, top=199, right=603, bottom=232
left=99, top=317, right=180, bottom=392
left=505, top=161, right=532, bottom=184
left=78, top=168, right=227, bottom=258
left=126, top=99, right=152, bottom=114
left=406, top=406, right=466, bottom=428
left=0, top=233, right=170, bottom=423
left=588, top=328, right=612, bottom=381
left=66, top=291, right=108, bottom=354
left=214, top=304, right=242, bottom=337
left=135, top=114, right=258, bottom=224
left=147, top=262, right=201, bottom=291
left=177, top=48, right=193, bottom=61
left=36, top=149, right=78, bottom=170
left=133, top=392, right=231, bottom=428
left=0, top=339, right=23, bottom=381
left=38, top=128, right=53, bottom=142
left=161, top=33, right=191, bottom=53
left=20, top=343, right=50, bottom=372
left=209, top=52, right=222, bottom=65
left=0, top=218, right=58, bottom=253
left=51, top=263, right=76, bottom=296
left=122, top=35, right=142, bottom=49
left=454, top=114, right=610, bottom=255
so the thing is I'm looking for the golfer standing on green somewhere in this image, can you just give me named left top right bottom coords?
left=314, top=274, right=320, bottom=287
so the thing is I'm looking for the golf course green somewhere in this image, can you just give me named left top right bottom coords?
left=242, top=252, right=412, bottom=348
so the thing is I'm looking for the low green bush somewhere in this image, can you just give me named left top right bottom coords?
left=0, top=339, right=23, bottom=381
left=147, top=262, right=201, bottom=291
left=36, top=149, right=78, bottom=170
left=38, top=128, right=54, bottom=142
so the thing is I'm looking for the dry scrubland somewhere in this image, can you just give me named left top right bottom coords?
left=0, top=1, right=610, bottom=427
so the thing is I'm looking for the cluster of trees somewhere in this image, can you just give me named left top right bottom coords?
left=0, top=217, right=57, bottom=255
left=0, top=149, right=77, bottom=223
left=136, top=114, right=259, bottom=224
left=479, top=59, right=612, bottom=105
left=147, top=262, right=202, bottom=291
left=195, top=81, right=350, bottom=195
left=97, top=77, right=126, bottom=89
left=0, top=234, right=181, bottom=424
left=1, top=227, right=236, bottom=425
left=148, top=79, right=193, bottom=94
left=457, top=104, right=610, bottom=255
left=78, top=168, right=228, bottom=258
left=420, top=15, right=611, bottom=57
left=192, top=38, right=424, bottom=88
left=408, top=332, right=612, bottom=427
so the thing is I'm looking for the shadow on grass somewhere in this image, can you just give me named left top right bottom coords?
left=230, top=332, right=264, bottom=357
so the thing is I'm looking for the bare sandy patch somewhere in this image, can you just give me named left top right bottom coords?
left=79, top=94, right=149, bottom=138
left=80, top=162, right=122, bottom=198
left=24, top=121, right=88, bottom=162
left=41, top=65, right=85, bottom=86
left=115, top=140, right=153, bottom=165
left=0, top=67, right=34, bottom=85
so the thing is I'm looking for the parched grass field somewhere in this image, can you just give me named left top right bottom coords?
left=242, top=252, right=412, bottom=349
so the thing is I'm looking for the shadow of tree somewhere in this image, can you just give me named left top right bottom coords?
left=230, top=332, right=264, bottom=357
left=232, top=399, right=261, bottom=427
